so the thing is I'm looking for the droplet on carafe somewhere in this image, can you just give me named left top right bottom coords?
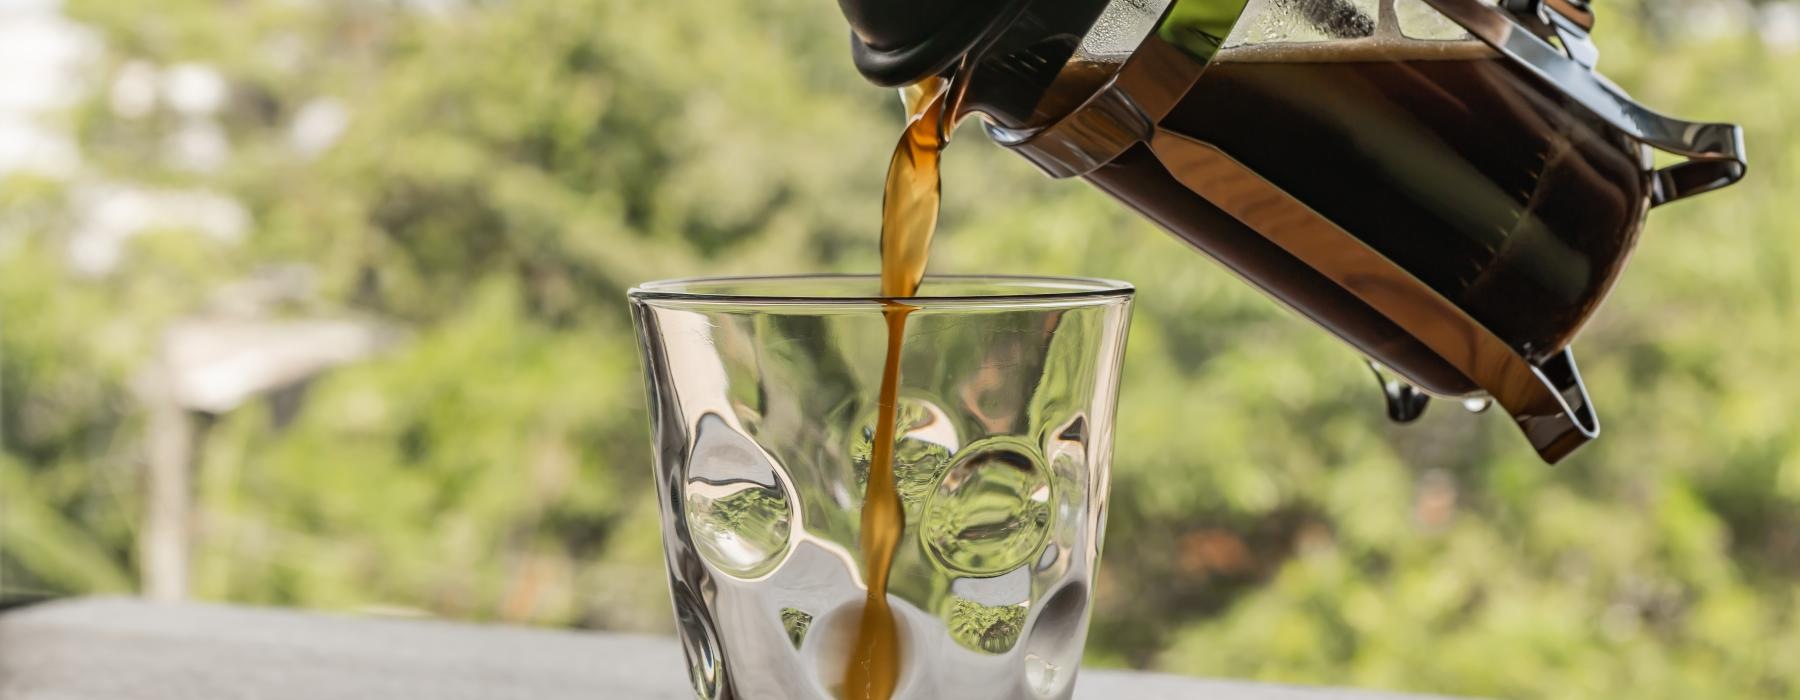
left=921, top=437, right=1053, bottom=576
left=1367, top=361, right=1430, bottom=423
left=683, top=413, right=794, bottom=578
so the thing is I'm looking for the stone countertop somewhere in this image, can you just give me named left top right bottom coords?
left=0, top=597, right=1463, bottom=700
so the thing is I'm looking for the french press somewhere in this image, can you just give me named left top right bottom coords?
left=836, top=0, right=1747, bottom=462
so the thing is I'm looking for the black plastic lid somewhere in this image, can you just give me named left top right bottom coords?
left=839, top=0, right=1029, bottom=86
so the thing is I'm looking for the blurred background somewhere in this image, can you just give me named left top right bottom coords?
left=1, top=0, right=1795, bottom=697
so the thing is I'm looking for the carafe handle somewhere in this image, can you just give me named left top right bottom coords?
left=1423, top=0, right=1747, bottom=206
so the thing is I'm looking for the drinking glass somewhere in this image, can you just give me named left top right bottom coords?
left=630, top=275, right=1133, bottom=699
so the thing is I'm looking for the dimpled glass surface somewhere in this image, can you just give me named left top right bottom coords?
left=631, top=276, right=1132, bottom=699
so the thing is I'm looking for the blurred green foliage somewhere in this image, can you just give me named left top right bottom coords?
left=3, top=0, right=1797, bottom=697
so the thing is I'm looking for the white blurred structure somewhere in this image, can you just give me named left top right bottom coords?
left=138, top=312, right=396, bottom=602
left=134, top=263, right=398, bottom=601
left=0, top=0, right=97, bottom=178
left=290, top=99, right=350, bottom=157
left=1762, top=2, right=1800, bottom=52
left=68, top=185, right=250, bottom=275
left=159, top=319, right=394, bottom=415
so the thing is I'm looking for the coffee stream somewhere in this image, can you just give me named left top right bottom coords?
left=843, top=76, right=951, bottom=700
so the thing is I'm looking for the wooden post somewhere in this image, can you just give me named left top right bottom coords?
left=139, top=366, right=194, bottom=602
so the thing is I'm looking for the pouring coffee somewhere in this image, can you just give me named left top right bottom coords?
left=837, top=0, right=1746, bottom=462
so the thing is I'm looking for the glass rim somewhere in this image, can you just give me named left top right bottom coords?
left=628, top=274, right=1134, bottom=306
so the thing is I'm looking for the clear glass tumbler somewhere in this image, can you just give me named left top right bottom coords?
left=630, top=275, right=1133, bottom=699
